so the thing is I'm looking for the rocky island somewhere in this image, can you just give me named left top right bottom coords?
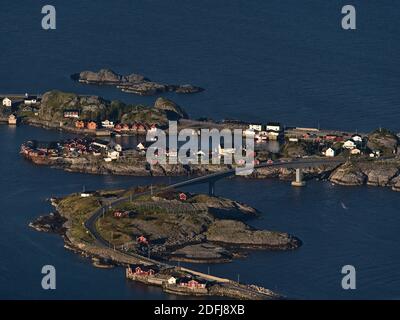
left=71, top=69, right=204, bottom=96
left=11, top=90, right=189, bottom=135
left=30, top=187, right=300, bottom=263
left=29, top=186, right=299, bottom=299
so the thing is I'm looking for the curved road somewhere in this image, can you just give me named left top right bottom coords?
left=84, top=157, right=346, bottom=259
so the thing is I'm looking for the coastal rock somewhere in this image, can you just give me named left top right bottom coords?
left=175, top=84, right=204, bottom=94
left=206, top=220, right=301, bottom=249
left=154, top=97, right=188, bottom=119
left=72, top=68, right=204, bottom=96
left=119, top=82, right=169, bottom=96
left=170, top=243, right=233, bottom=263
left=391, top=175, right=400, bottom=192
left=329, top=163, right=367, bottom=186
left=364, top=167, right=399, bottom=186
left=29, top=212, right=66, bottom=234
left=78, top=69, right=124, bottom=84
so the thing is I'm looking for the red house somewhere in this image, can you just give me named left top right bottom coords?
left=134, top=266, right=155, bottom=276
left=114, top=124, right=122, bottom=132
left=325, top=134, right=338, bottom=141
left=113, top=211, right=128, bottom=218
left=179, top=193, right=187, bottom=201
left=179, top=279, right=206, bottom=289
left=127, top=265, right=157, bottom=277
left=87, top=121, right=97, bottom=130
left=136, top=123, right=147, bottom=133
left=137, top=235, right=148, bottom=245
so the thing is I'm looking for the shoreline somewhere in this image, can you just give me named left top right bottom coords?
left=20, top=139, right=400, bottom=192
left=29, top=192, right=290, bottom=300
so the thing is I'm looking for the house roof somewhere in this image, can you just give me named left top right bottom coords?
left=129, top=264, right=159, bottom=273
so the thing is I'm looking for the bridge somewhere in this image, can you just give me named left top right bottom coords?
left=80, top=156, right=345, bottom=297
left=169, top=157, right=345, bottom=196
left=85, top=157, right=345, bottom=253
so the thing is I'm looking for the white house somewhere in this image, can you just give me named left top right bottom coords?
left=350, top=148, right=361, bottom=155
left=107, top=150, right=120, bottom=160
left=92, top=140, right=109, bottom=150
left=325, top=147, right=336, bottom=157
left=136, top=142, right=145, bottom=151
left=343, top=140, right=356, bottom=150
left=81, top=191, right=95, bottom=198
left=351, top=134, right=363, bottom=143
left=114, top=144, right=122, bottom=152
left=24, top=95, right=37, bottom=105
left=101, top=120, right=114, bottom=128
left=167, top=277, right=177, bottom=285
left=243, top=128, right=256, bottom=137
left=266, top=122, right=281, bottom=132
left=2, top=97, right=12, bottom=107
left=369, top=150, right=381, bottom=158
left=249, top=124, right=263, bottom=132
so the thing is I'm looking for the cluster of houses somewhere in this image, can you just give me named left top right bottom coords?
left=64, top=109, right=160, bottom=135
left=244, top=122, right=283, bottom=141
left=126, top=265, right=208, bottom=291
left=22, top=138, right=123, bottom=163
left=2, top=94, right=39, bottom=108
left=2, top=94, right=40, bottom=125
left=296, top=131, right=383, bottom=158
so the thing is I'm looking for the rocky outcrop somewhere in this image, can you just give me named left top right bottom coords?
left=364, top=167, right=398, bottom=186
left=154, top=97, right=188, bottom=119
left=206, top=220, right=301, bottom=250
left=329, top=159, right=400, bottom=188
left=367, top=130, right=399, bottom=155
left=390, top=176, right=400, bottom=192
left=72, top=68, right=204, bottom=96
left=29, top=212, right=66, bottom=234
left=329, top=162, right=367, bottom=186
left=170, top=243, right=233, bottom=263
left=29, top=90, right=188, bottom=125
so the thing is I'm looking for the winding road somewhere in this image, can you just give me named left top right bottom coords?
left=84, top=157, right=345, bottom=255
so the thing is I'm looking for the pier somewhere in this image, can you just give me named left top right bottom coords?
left=291, top=168, right=306, bottom=187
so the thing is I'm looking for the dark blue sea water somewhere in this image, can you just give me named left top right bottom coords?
left=0, top=1, right=399, bottom=299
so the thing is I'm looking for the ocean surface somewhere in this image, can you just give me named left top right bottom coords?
left=0, top=1, right=399, bottom=299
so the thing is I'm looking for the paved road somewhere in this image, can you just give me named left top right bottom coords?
left=84, top=157, right=346, bottom=254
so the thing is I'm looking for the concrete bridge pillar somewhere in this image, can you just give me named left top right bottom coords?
left=209, top=180, right=216, bottom=197
left=291, top=168, right=306, bottom=187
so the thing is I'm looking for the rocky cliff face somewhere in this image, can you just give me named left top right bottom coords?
left=73, top=68, right=204, bottom=96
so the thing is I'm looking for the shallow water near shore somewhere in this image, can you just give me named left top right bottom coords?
left=1, top=0, right=400, bottom=299
left=1, top=125, right=399, bottom=299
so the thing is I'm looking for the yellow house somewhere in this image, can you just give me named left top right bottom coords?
left=8, top=114, right=17, bottom=125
